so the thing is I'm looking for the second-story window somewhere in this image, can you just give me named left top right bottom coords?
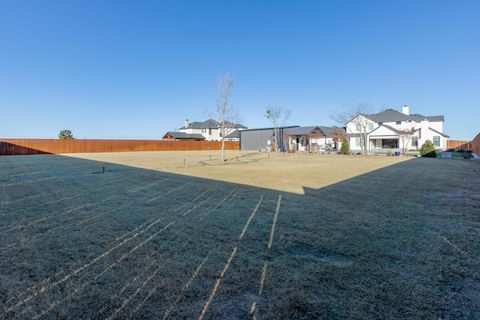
left=368, top=123, right=374, bottom=131
left=396, top=121, right=401, bottom=125
left=208, top=128, right=212, bottom=135
left=356, top=124, right=361, bottom=131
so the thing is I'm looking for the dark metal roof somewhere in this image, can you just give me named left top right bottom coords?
left=240, top=126, right=299, bottom=132
left=163, top=132, right=205, bottom=140
left=181, top=119, right=247, bottom=129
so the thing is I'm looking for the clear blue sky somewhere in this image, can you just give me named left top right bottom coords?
left=1, top=0, right=479, bottom=139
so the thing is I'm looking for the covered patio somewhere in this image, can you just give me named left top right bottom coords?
left=286, top=126, right=328, bottom=152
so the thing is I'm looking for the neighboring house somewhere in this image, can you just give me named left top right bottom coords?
left=285, top=126, right=344, bottom=152
left=346, top=105, right=449, bottom=153
left=162, top=132, right=206, bottom=141
left=178, top=119, right=247, bottom=141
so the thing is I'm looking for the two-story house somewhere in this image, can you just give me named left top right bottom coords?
left=176, top=119, right=247, bottom=141
left=346, top=105, right=449, bottom=153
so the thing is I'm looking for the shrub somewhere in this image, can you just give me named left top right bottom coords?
left=340, top=138, right=350, bottom=155
left=386, top=151, right=393, bottom=156
left=420, top=140, right=436, bottom=158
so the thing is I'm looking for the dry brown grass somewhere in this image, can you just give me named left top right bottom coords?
left=68, top=151, right=409, bottom=193
left=1, top=152, right=479, bottom=319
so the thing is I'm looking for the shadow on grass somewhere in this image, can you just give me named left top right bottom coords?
left=0, top=141, right=51, bottom=156
left=0, top=153, right=479, bottom=319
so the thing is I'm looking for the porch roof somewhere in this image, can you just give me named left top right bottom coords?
left=286, top=126, right=325, bottom=136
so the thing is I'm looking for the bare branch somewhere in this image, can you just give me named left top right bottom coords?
left=265, top=105, right=290, bottom=152
left=216, top=73, right=238, bottom=163
left=331, top=102, right=373, bottom=155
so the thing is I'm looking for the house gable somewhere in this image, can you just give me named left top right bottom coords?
left=368, top=125, right=401, bottom=137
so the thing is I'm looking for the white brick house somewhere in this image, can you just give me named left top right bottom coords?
left=177, top=119, right=246, bottom=141
left=346, top=105, right=449, bottom=153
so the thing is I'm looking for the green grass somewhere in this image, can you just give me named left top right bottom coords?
left=1, top=154, right=479, bottom=319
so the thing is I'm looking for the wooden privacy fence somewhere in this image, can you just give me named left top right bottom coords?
left=447, top=140, right=471, bottom=150
left=472, top=133, right=480, bottom=155
left=0, top=139, right=240, bottom=156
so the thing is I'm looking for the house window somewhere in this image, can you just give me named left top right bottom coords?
left=412, top=136, right=418, bottom=148
left=378, top=122, right=383, bottom=125
left=368, top=123, right=374, bottom=131
left=356, top=124, right=361, bottom=132
left=433, top=136, right=440, bottom=147
left=208, top=128, right=212, bottom=135
left=396, top=121, right=401, bottom=125
left=355, top=137, right=364, bottom=147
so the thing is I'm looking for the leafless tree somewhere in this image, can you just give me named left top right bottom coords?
left=331, top=103, right=373, bottom=155
left=265, top=106, right=290, bottom=152
left=331, top=126, right=347, bottom=150
left=216, top=73, right=238, bottom=163
left=399, top=129, right=414, bottom=155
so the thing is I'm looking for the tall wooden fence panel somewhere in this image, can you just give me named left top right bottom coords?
left=0, top=139, right=240, bottom=156
left=447, top=140, right=471, bottom=150
left=472, top=133, right=480, bottom=155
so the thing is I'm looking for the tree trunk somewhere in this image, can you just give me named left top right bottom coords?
left=221, top=127, right=225, bottom=164
left=221, top=139, right=225, bottom=163
left=363, top=133, right=368, bottom=156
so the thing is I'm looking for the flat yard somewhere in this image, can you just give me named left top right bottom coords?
left=1, top=151, right=479, bottom=319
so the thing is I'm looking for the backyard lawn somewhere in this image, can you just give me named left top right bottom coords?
left=1, top=152, right=479, bottom=319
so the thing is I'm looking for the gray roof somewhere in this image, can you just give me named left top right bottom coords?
left=429, top=127, right=450, bottom=138
left=285, top=126, right=344, bottom=138
left=285, top=126, right=322, bottom=136
left=374, top=124, right=402, bottom=134
left=225, top=130, right=240, bottom=139
left=364, top=109, right=444, bottom=123
left=241, top=126, right=299, bottom=132
left=181, top=119, right=247, bottom=129
left=163, top=132, right=205, bottom=140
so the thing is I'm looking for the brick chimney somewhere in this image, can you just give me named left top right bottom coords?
left=402, top=105, right=410, bottom=115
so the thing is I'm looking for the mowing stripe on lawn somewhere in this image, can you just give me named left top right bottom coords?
left=160, top=254, right=210, bottom=320
left=4, top=184, right=218, bottom=317
left=268, top=195, right=282, bottom=249
left=30, top=222, right=175, bottom=320
left=198, top=246, right=238, bottom=320
left=197, top=195, right=265, bottom=320
left=249, top=194, right=283, bottom=318
left=240, top=196, right=264, bottom=240
left=145, top=181, right=195, bottom=203
left=35, top=187, right=225, bottom=319
left=126, top=178, right=169, bottom=193
left=1, top=180, right=193, bottom=248
left=127, top=189, right=239, bottom=319
left=2, top=171, right=167, bottom=222
left=441, top=235, right=467, bottom=256
left=97, top=249, right=157, bottom=314
left=1, top=197, right=117, bottom=249
left=106, top=264, right=165, bottom=320
left=249, top=261, right=268, bottom=318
